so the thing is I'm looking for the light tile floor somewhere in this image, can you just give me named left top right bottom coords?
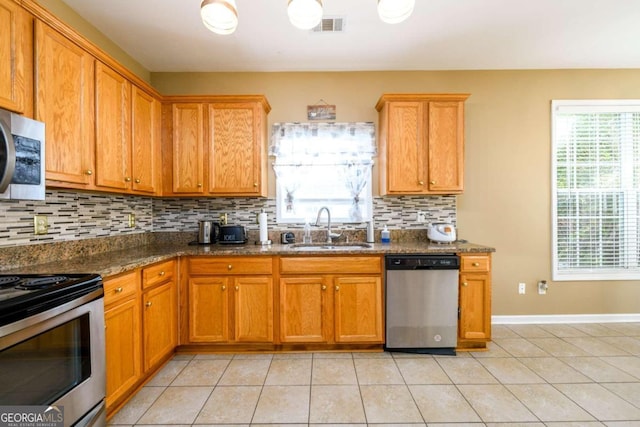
left=108, top=322, right=640, bottom=426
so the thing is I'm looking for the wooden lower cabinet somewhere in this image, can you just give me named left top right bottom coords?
left=458, top=253, right=492, bottom=350
left=142, top=279, right=177, bottom=371
left=104, top=271, right=141, bottom=411
left=187, top=257, right=273, bottom=344
left=105, top=259, right=177, bottom=417
left=279, top=256, right=384, bottom=344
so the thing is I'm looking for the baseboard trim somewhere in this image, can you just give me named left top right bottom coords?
left=492, top=313, right=640, bottom=324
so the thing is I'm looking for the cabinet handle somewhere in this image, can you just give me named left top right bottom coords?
left=430, top=180, right=436, bottom=185
left=145, top=301, right=152, bottom=307
left=418, top=180, right=424, bottom=185
left=115, top=287, right=123, bottom=293
left=321, top=285, right=327, bottom=290
left=221, top=285, right=226, bottom=291
left=235, top=285, right=239, bottom=291
left=159, top=271, right=166, bottom=276
left=135, top=178, right=141, bottom=183
left=124, top=177, right=131, bottom=182
left=462, top=282, right=469, bottom=287
left=85, top=169, right=93, bottom=176
left=228, top=264, right=233, bottom=270
left=335, top=286, right=340, bottom=291
left=472, top=262, right=480, bottom=267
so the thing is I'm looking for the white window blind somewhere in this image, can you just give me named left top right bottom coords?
left=552, top=100, right=640, bottom=280
left=269, top=122, right=376, bottom=224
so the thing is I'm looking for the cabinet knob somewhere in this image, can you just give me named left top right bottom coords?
left=115, top=287, right=123, bottom=293
left=145, top=301, right=152, bottom=307
left=430, top=180, right=436, bottom=185
left=124, top=177, right=131, bottom=182
left=253, top=182, right=258, bottom=187
left=159, top=271, right=166, bottom=276
left=418, top=181, right=424, bottom=185
left=85, top=169, right=93, bottom=176
left=235, top=285, right=239, bottom=291
left=472, top=262, right=480, bottom=267
left=197, top=183, right=203, bottom=187
left=462, top=282, right=469, bottom=287
left=335, top=286, right=340, bottom=291
left=321, top=285, right=327, bottom=290
left=221, top=285, right=226, bottom=291
left=135, top=178, right=141, bottom=184
left=228, top=264, right=233, bottom=270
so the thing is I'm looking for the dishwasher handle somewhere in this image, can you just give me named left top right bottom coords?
left=385, top=254, right=459, bottom=270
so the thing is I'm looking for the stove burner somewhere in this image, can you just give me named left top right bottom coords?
left=18, top=276, right=69, bottom=290
left=0, top=276, right=21, bottom=289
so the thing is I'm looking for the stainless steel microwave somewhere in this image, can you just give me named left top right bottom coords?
left=0, top=109, right=45, bottom=201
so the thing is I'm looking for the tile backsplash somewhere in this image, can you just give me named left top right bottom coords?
left=0, top=190, right=455, bottom=248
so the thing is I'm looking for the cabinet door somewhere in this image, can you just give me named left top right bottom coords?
left=427, top=101, right=464, bottom=193
left=234, top=276, right=273, bottom=342
left=208, top=103, right=264, bottom=196
left=36, top=21, right=95, bottom=187
left=0, top=0, right=31, bottom=114
left=172, top=103, right=205, bottom=193
left=143, top=281, right=177, bottom=372
left=105, top=297, right=141, bottom=409
left=280, top=276, right=330, bottom=343
left=188, top=276, right=229, bottom=342
left=334, top=276, right=383, bottom=343
left=385, top=101, right=425, bottom=193
left=95, top=62, right=131, bottom=191
left=459, top=273, right=491, bottom=341
left=131, top=86, right=160, bottom=194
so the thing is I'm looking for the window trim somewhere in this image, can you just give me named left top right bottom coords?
left=551, top=99, right=640, bottom=281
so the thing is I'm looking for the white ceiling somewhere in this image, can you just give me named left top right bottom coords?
left=59, top=0, right=640, bottom=73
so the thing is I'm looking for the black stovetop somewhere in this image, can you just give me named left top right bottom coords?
left=0, top=274, right=103, bottom=327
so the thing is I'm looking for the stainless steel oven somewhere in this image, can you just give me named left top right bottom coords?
left=0, top=275, right=105, bottom=427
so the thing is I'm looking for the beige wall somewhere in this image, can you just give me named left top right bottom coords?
left=36, top=0, right=151, bottom=83
left=153, top=70, right=640, bottom=316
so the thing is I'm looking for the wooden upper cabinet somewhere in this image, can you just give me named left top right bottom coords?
left=163, top=96, right=270, bottom=197
left=376, top=93, right=469, bottom=195
left=36, top=21, right=95, bottom=188
left=0, top=0, right=32, bottom=115
left=131, top=86, right=160, bottom=194
left=95, top=61, right=131, bottom=191
left=171, top=103, right=205, bottom=194
left=208, top=102, right=266, bottom=196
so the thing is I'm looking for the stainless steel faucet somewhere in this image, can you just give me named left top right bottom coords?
left=315, top=206, right=341, bottom=243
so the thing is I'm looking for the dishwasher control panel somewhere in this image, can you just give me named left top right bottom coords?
left=385, top=254, right=459, bottom=270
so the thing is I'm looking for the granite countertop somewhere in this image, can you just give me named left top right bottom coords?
left=6, top=240, right=495, bottom=278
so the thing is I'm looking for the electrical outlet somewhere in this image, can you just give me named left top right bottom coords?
left=538, top=280, right=548, bottom=295
left=518, top=282, right=526, bottom=294
left=34, top=215, right=49, bottom=235
left=128, top=213, right=136, bottom=228
left=416, top=211, right=427, bottom=223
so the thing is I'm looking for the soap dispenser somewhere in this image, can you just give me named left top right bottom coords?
left=381, top=225, right=391, bottom=244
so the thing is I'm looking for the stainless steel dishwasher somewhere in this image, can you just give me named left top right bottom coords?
left=385, top=254, right=460, bottom=355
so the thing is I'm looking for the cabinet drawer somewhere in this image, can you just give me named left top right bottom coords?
left=189, top=257, right=273, bottom=275
left=460, top=255, right=490, bottom=272
left=104, top=270, right=140, bottom=306
left=280, top=256, right=382, bottom=275
left=143, top=259, right=175, bottom=290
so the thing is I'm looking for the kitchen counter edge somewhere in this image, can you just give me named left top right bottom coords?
left=6, top=241, right=495, bottom=278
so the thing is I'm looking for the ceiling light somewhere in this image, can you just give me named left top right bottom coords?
left=377, top=0, right=415, bottom=24
left=201, top=0, right=238, bottom=35
left=288, top=0, right=323, bottom=30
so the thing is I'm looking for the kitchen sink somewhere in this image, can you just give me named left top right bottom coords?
left=290, top=242, right=373, bottom=251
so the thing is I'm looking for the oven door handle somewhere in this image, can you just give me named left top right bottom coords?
left=0, top=116, right=16, bottom=193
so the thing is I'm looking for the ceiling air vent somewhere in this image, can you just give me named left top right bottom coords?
left=312, top=17, right=345, bottom=33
